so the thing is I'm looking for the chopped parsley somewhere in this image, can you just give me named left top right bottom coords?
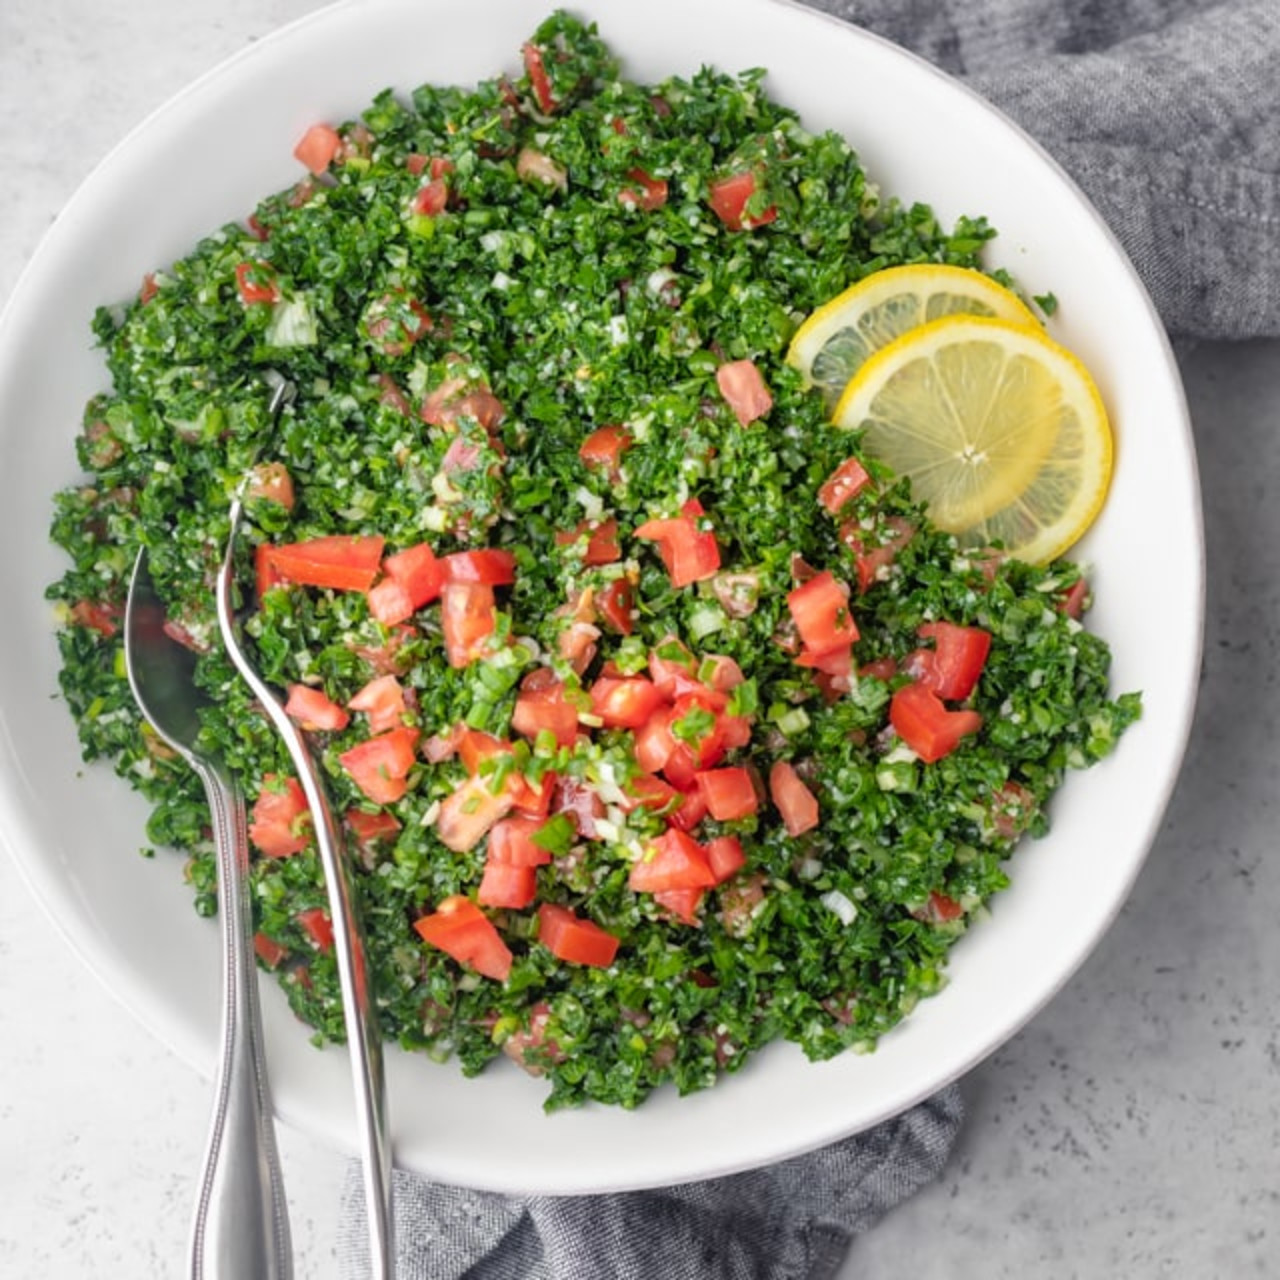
left=47, top=12, right=1138, bottom=1110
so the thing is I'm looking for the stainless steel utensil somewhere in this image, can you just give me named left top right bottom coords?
left=215, top=497, right=395, bottom=1280
left=124, top=551, right=293, bottom=1280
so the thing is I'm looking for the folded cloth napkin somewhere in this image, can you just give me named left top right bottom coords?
left=338, top=3, right=1280, bottom=1276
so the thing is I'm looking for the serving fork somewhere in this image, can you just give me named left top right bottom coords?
left=215, top=384, right=395, bottom=1279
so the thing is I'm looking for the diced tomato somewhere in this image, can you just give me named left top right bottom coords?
left=253, top=933, right=287, bottom=969
left=796, top=644, right=853, bottom=679
left=669, top=692, right=729, bottom=777
left=516, top=145, right=567, bottom=189
left=694, top=767, right=759, bottom=821
left=633, top=498, right=721, bottom=588
left=407, top=153, right=453, bottom=178
left=619, top=168, right=669, bottom=211
left=512, top=770, right=557, bottom=819
left=487, top=815, right=555, bottom=867
left=158, top=617, right=207, bottom=654
left=589, top=675, right=667, bottom=730
left=598, top=577, right=636, bottom=635
left=668, top=785, right=710, bottom=833
left=68, top=600, right=121, bottom=637
left=621, top=772, right=682, bottom=814
left=700, top=653, right=746, bottom=693
left=633, top=705, right=677, bottom=775
left=256, top=543, right=286, bottom=602
left=715, top=359, right=773, bottom=427
left=293, top=122, right=342, bottom=174
left=450, top=729, right=551, bottom=817
left=297, top=907, right=334, bottom=953
left=338, top=726, right=419, bottom=804
left=234, top=261, right=279, bottom=305
left=420, top=368, right=507, bottom=433
left=246, top=461, right=295, bottom=510
left=554, top=517, right=621, bottom=565
left=537, top=904, right=620, bottom=967
left=705, top=834, right=746, bottom=884
left=858, top=656, right=898, bottom=683
left=914, top=890, right=965, bottom=924
left=283, top=683, right=350, bottom=732
left=769, top=761, right=819, bottom=837
left=455, top=728, right=509, bottom=775
left=441, top=549, right=517, bottom=587
left=841, top=517, right=915, bottom=593
left=651, top=887, right=704, bottom=925
left=578, top=424, right=632, bottom=476
left=557, top=619, right=601, bottom=674
left=889, top=683, right=982, bottom=763
left=477, top=860, right=538, bottom=910
left=381, top=542, right=444, bottom=608
left=913, top=622, right=992, bottom=701
left=818, top=458, right=872, bottom=516
left=707, top=170, right=777, bottom=231
left=440, top=581, right=497, bottom=668
left=345, top=808, right=402, bottom=850
left=347, top=674, right=405, bottom=734
left=411, top=177, right=450, bottom=217
left=436, top=774, right=516, bottom=852
left=647, top=635, right=698, bottom=697
left=139, top=272, right=159, bottom=304
left=267, top=536, right=386, bottom=593
left=512, top=669, right=579, bottom=748
left=248, top=775, right=312, bottom=857
left=521, top=40, right=558, bottom=113
left=787, top=571, right=859, bottom=656
left=628, top=828, right=716, bottom=893
left=718, top=712, right=754, bottom=751
left=366, top=577, right=416, bottom=626
left=414, top=895, right=513, bottom=981
left=1059, top=577, right=1090, bottom=620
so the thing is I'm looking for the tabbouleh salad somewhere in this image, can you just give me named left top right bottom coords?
left=48, top=12, right=1139, bottom=1110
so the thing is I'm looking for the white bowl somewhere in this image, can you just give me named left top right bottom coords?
left=0, top=0, right=1202, bottom=1194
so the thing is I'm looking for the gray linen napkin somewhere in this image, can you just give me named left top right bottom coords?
left=338, top=2, right=1280, bottom=1276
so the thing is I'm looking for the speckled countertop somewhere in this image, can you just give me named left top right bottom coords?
left=2, top=3, right=1277, bottom=1277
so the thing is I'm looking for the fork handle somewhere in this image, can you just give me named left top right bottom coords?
left=189, top=759, right=293, bottom=1280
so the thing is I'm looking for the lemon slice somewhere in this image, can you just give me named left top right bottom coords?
left=787, top=264, right=1040, bottom=410
left=832, top=314, right=1112, bottom=564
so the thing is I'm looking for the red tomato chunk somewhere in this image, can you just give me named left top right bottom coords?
left=414, top=896, right=513, bottom=982
left=283, top=684, right=350, bottom=733
left=267, top=535, right=386, bottom=593
left=787, top=570, right=859, bottom=656
left=910, top=621, right=992, bottom=701
left=249, top=775, right=312, bottom=857
left=633, top=499, right=721, bottom=588
left=628, top=828, right=716, bottom=893
left=769, top=761, right=819, bottom=837
left=537, top=904, right=620, bottom=967
left=889, top=683, right=982, bottom=763
left=293, top=122, right=342, bottom=174
left=694, top=767, right=759, bottom=821
left=715, top=359, right=773, bottom=427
